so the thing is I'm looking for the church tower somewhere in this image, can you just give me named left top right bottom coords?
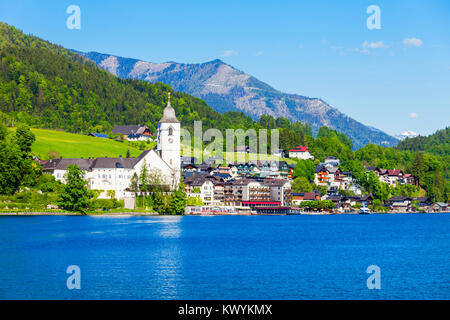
left=157, top=92, right=181, bottom=184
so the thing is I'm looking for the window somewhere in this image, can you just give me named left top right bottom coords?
left=168, top=127, right=173, bottom=136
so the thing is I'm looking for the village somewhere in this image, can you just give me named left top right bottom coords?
left=37, top=98, right=448, bottom=215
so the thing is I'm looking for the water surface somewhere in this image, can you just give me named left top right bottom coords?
left=0, top=214, right=448, bottom=299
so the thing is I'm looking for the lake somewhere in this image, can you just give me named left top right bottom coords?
left=0, top=214, right=449, bottom=299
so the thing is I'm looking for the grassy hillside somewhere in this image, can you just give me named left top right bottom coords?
left=10, top=128, right=148, bottom=159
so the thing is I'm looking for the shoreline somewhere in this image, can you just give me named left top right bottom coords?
left=0, top=211, right=448, bottom=216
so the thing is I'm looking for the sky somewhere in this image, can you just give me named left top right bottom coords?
left=1, top=0, right=449, bottom=137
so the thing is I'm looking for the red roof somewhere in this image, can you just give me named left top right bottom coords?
left=388, top=169, right=403, bottom=176
left=289, top=146, right=309, bottom=153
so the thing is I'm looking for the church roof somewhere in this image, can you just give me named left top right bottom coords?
left=159, top=93, right=179, bottom=123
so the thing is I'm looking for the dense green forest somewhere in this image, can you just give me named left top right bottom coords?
left=0, top=22, right=448, bottom=202
left=396, top=127, right=449, bottom=156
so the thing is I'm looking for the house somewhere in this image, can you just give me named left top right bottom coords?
left=184, top=174, right=219, bottom=206
left=314, top=165, right=338, bottom=188
left=256, top=160, right=287, bottom=179
left=326, top=195, right=347, bottom=211
left=386, top=169, right=404, bottom=186
left=181, top=163, right=198, bottom=178
left=291, top=192, right=321, bottom=206
left=88, top=132, right=108, bottom=138
left=402, top=173, right=414, bottom=185
left=212, top=172, right=232, bottom=181
left=323, top=156, right=340, bottom=167
left=349, top=195, right=373, bottom=209
left=48, top=95, right=181, bottom=201
left=263, top=179, right=292, bottom=206
left=112, top=124, right=154, bottom=141
left=367, top=166, right=414, bottom=186
left=288, top=146, right=313, bottom=160
left=234, top=162, right=257, bottom=177
left=432, top=202, right=448, bottom=213
left=411, top=197, right=432, bottom=212
left=222, top=179, right=267, bottom=206
left=387, top=196, right=411, bottom=212
left=127, top=133, right=154, bottom=141
left=219, top=177, right=291, bottom=207
left=288, top=163, right=296, bottom=179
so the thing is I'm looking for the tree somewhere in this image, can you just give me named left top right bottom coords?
left=139, top=160, right=149, bottom=209
left=167, top=183, right=186, bottom=215
left=57, top=164, right=92, bottom=213
left=126, top=149, right=131, bottom=158
left=152, top=191, right=166, bottom=214
left=411, top=153, right=425, bottom=186
left=129, top=172, right=139, bottom=196
left=0, top=122, right=39, bottom=195
left=293, top=159, right=315, bottom=182
left=0, top=133, right=21, bottom=195
left=292, top=177, right=312, bottom=193
left=14, top=124, right=39, bottom=186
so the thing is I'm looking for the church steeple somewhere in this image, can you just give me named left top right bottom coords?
left=156, top=92, right=181, bottom=184
left=160, top=92, right=179, bottom=123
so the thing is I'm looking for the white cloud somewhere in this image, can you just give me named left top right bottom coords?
left=362, top=41, right=387, bottom=49
left=403, top=38, right=423, bottom=47
left=255, top=51, right=264, bottom=56
left=409, top=112, right=419, bottom=118
left=222, top=50, right=237, bottom=57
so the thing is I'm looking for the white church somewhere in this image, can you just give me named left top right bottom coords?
left=43, top=93, right=181, bottom=201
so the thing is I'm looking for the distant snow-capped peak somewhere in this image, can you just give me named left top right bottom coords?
left=395, top=131, right=419, bottom=140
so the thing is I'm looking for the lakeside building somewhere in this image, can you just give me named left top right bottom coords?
left=291, top=191, right=321, bottom=206
left=184, top=172, right=292, bottom=210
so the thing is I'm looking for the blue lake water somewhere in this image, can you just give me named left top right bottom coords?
left=0, top=214, right=449, bottom=299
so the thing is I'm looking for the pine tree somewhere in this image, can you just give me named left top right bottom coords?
left=411, top=152, right=425, bottom=186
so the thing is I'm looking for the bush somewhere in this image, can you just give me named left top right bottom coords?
left=37, top=174, right=61, bottom=193
left=90, top=198, right=122, bottom=211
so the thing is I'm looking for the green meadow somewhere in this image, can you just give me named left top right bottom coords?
left=10, top=128, right=149, bottom=159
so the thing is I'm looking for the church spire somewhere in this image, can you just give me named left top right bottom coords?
left=159, top=92, right=179, bottom=123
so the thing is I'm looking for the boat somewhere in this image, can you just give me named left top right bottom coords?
left=359, top=207, right=370, bottom=214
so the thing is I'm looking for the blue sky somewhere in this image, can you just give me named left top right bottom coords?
left=1, top=0, right=449, bottom=136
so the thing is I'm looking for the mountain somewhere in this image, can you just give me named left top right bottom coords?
left=394, top=131, right=419, bottom=140
left=76, top=51, right=399, bottom=149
